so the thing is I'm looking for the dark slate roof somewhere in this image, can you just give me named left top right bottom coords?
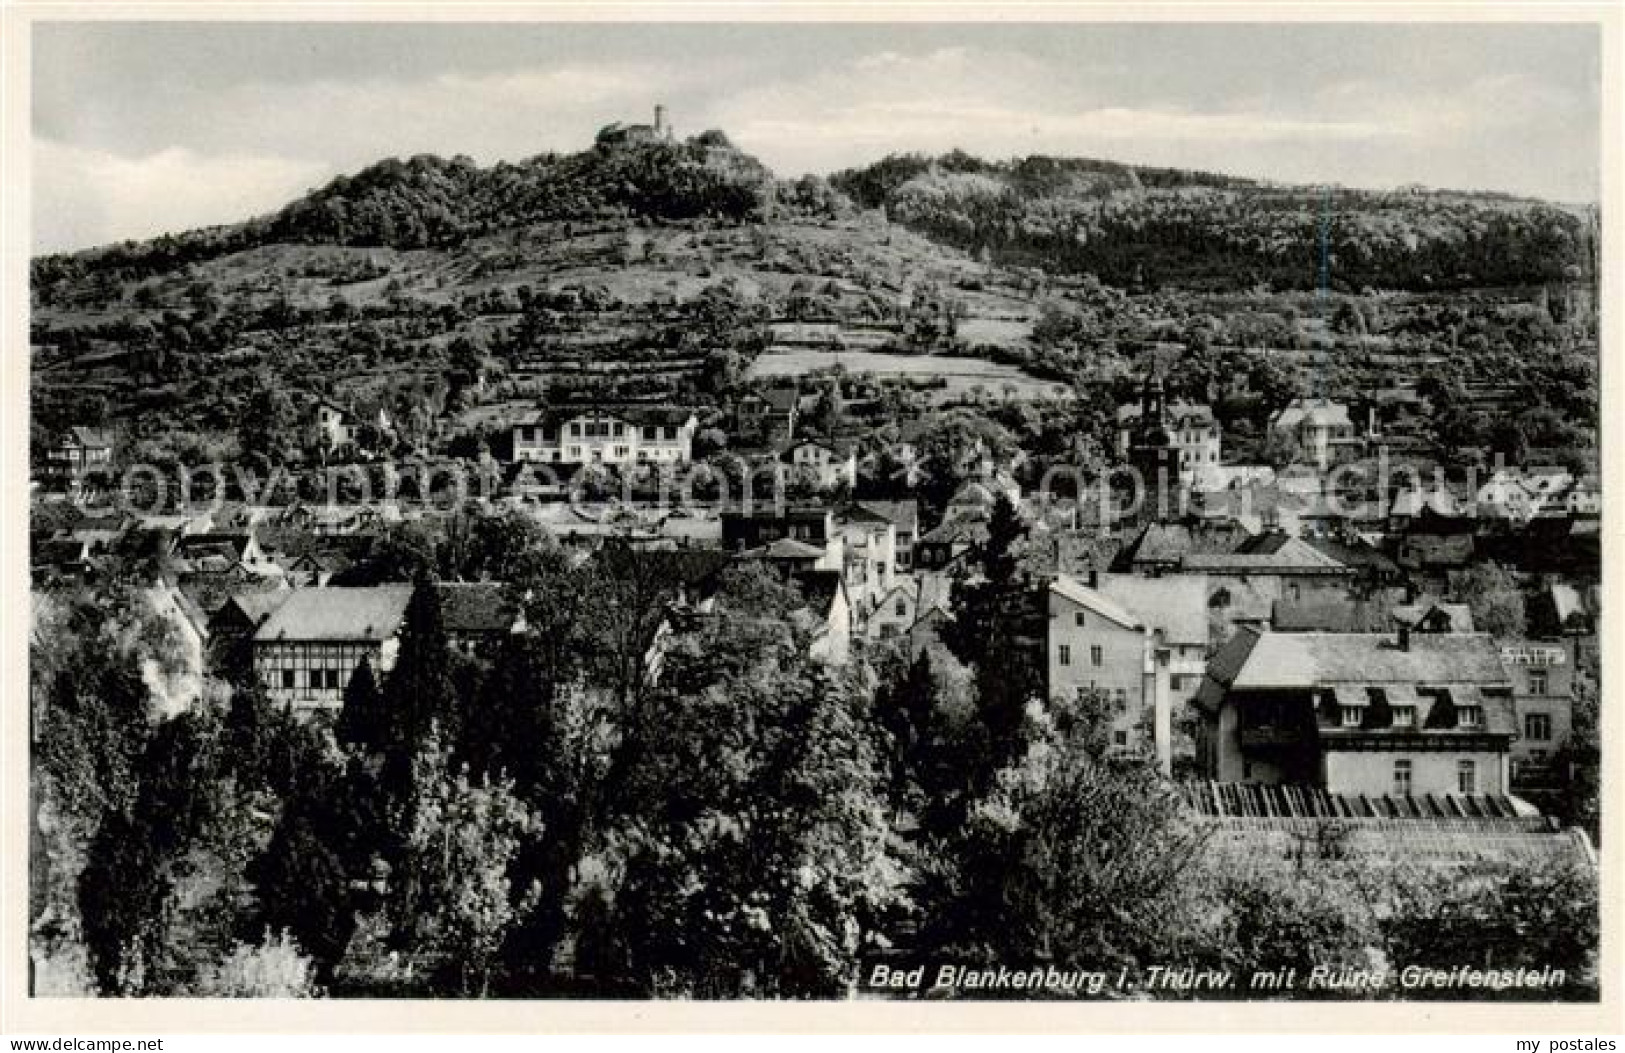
left=760, top=388, right=800, bottom=412
left=918, top=517, right=990, bottom=546
left=66, top=426, right=114, bottom=448
left=781, top=437, right=858, bottom=459
left=217, top=591, right=294, bottom=629
left=791, top=569, right=845, bottom=613
left=742, top=538, right=827, bottom=561
left=1391, top=600, right=1475, bottom=632
left=849, top=499, right=921, bottom=535
left=1398, top=533, right=1476, bottom=568
left=1182, top=536, right=1347, bottom=573
left=1116, top=520, right=1247, bottom=568
left=515, top=404, right=698, bottom=430
left=1116, top=401, right=1218, bottom=429
left=1054, top=533, right=1122, bottom=577
left=1270, top=596, right=1394, bottom=633
left=1303, top=535, right=1400, bottom=576
left=173, top=533, right=255, bottom=560
left=34, top=538, right=91, bottom=566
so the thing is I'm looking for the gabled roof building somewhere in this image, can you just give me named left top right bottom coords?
left=253, top=585, right=415, bottom=711
left=1193, top=627, right=1518, bottom=798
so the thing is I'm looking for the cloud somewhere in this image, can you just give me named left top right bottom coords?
left=142, top=61, right=693, bottom=171
left=33, top=139, right=332, bottom=253
left=32, top=61, right=683, bottom=252
left=30, top=35, right=1600, bottom=251
left=711, top=47, right=1402, bottom=176
left=703, top=45, right=1596, bottom=201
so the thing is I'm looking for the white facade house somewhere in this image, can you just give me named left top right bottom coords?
left=512, top=407, right=699, bottom=465
left=313, top=400, right=353, bottom=451
left=1268, top=398, right=1359, bottom=470
left=1046, top=572, right=1210, bottom=774
left=783, top=439, right=858, bottom=490
left=1475, top=468, right=1576, bottom=523
left=1117, top=401, right=1223, bottom=483
left=865, top=572, right=953, bottom=648
left=1564, top=475, right=1602, bottom=516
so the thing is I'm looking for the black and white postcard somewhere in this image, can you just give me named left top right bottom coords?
left=3, top=2, right=1619, bottom=1038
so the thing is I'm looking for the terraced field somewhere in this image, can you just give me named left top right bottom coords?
left=746, top=348, right=1073, bottom=402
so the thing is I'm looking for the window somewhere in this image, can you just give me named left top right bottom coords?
left=1113, top=730, right=1129, bottom=747
left=327, top=668, right=343, bottom=690
left=1394, top=759, right=1413, bottom=796
left=281, top=669, right=296, bottom=690
left=1058, top=644, right=1072, bottom=667
left=1340, top=706, right=1362, bottom=728
left=1115, top=688, right=1127, bottom=705
left=1393, top=706, right=1416, bottom=728
left=1525, top=713, right=1552, bottom=741
left=1090, top=645, right=1104, bottom=667
left=1457, top=706, right=1484, bottom=729
left=1528, top=669, right=1548, bottom=696
left=644, top=426, right=659, bottom=441
left=1075, top=611, right=1086, bottom=627
left=1457, top=760, right=1477, bottom=794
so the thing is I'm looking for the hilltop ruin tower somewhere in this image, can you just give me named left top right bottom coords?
left=595, top=105, right=675, bottom=149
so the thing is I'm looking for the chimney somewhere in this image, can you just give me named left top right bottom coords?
left=1397, top=621, right=1411, bottom=652
left=654, top=104, right=668, bottom=137
left=1087, top=566, right=1099, bottom=590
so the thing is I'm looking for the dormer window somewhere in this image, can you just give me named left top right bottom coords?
left=1457, top=706, right=1484, bottom=729
left=1392, top=706, right=1416, bottom=728
left=1339, top=706, right=1362, bottom=728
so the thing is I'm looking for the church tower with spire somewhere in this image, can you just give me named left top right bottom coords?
left=1127, top=370, right=1179, bottom=524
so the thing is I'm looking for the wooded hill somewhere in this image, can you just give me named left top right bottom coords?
left=830, top=151, right=1592, bottom=293
left=35, top=133, right=1592, bottom=302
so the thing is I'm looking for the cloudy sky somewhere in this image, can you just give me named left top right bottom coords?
left=33, top=21, right=1600, bottom=254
